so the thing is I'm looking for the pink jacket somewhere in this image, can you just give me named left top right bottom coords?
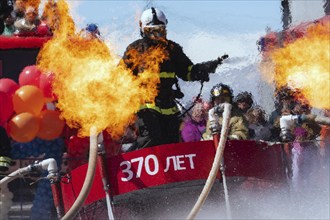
left=181, top=119, right=206, bottom=142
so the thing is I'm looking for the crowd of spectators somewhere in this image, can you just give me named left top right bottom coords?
left=0, top=0, right=56, bottom=37
left=177, top=83, right=328, bottom=159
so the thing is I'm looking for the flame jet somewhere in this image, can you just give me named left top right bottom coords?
left=37, top=0, right=160, bottom=138
left=262, top=20, right=330, bottom=109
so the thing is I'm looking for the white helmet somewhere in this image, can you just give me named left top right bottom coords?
left=140, top=7, right=167, bottom=33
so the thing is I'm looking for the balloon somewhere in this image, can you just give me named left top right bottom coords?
left=0, top=78, right=19, bottom=97
left=8, top=112, right=40, bottom=143
left=0, top=92, right=14, bottom=126
left=37, top=110, right=65, bottom=140
left=39, top=72, right=57, bottom=101
left=12, top=85, right=44, bottom=115
left=19, top=65, right=42, bottom=87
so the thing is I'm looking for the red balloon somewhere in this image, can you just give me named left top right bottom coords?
left=19, top=65, right=42, bottom=87
left=39, top=72, right=56, bottom=101
left=0, top=78, right=19, bottom=97
left=0, top=92, right=14, bottom=126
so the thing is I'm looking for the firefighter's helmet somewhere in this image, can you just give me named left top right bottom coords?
left=140, top=7, right=167, bottom=39
left=210, top=83, right=233, bottom=103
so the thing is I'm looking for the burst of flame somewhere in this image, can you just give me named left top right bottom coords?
left=41, top=0, right=60, bottom=31
left=25, top=0, right=41, bottom=10
left=37, top=0, right=164, bottom=138
left=262, top=20, right=330, bottom=109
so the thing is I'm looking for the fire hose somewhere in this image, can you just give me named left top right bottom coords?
left=187, top=103, right=232, bottom=220
left=61, top=126, right=98, bottom=220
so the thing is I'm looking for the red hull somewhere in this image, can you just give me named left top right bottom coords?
left=60, top=140, right=286, bottom=212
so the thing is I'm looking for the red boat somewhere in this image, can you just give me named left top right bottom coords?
left=58, top=139, right=287, bottom=219
left=0, top=35, right=326, bottom=219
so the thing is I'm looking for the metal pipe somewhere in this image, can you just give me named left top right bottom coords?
left=97, top=133, right=115, bottom=220
left=51, top=180, right=64, bottom=219
left=302, top=114, right=330, bottom=126
left=0, top=158, right=59, bottom=187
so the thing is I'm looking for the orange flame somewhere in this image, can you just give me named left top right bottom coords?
left=24, top=0, right=41, bottom=10
left=262, top=20, right=330, bottom=109
left=37, top=0, right=163, bottom=138
left=41, top=0, right=60, bottom=31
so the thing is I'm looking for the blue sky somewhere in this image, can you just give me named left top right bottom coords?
left=72, top=1, right=282, bottom=34
left=65, top=0, right=326, bottom=112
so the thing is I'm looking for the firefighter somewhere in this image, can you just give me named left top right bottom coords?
left=234, top=91, right=259, bottom=138
left=82, top=23, right=101, bottom=40
left=234, top=91, right=254, bottom=114
left=202, top=83, right=249, bottom=141
left=269, top=86, right=297, bottom=141
left=121, top=7, right=228, bottom=151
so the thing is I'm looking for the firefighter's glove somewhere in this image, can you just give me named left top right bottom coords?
left=214, top=104, right=225, bottom=116
left=280, top=130, right=294, bottom=142
left=172, top=89, right=184, bottom=99
left=228, top=134, right=240, bottom=140
left=217, top=54, right=229, bottom=64
left=196, top=70, right=210, bottom=82
left=209, top=121, right=221, bottom=134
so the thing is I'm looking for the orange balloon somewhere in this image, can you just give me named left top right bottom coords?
left=37, top=110, right=65, bottom=140
left=12, top=85, right=45, bottom=115
left=8, top=112, right=40, bottom=143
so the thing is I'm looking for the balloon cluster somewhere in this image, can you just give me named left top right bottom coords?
left=30, top=179, right=55, bottom=219
left=0, top=65, right=64, bottom=143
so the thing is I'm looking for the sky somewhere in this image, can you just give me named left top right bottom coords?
left=69, top=0, right=283, bottom=54
left=62, top=0, right=326, bottom=112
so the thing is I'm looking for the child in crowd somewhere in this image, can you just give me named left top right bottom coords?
left=181, top=102, right=207, bottom=142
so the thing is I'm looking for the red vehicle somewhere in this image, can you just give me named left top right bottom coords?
left=0, top=35, right=321, bottom=219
